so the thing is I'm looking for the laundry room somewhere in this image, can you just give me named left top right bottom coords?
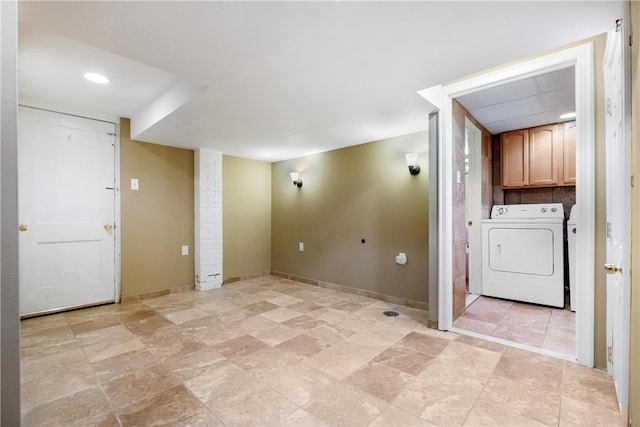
left=449, top=67, right=578, bottom=358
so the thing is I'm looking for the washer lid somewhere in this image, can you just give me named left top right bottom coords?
left=490, top=203, right=565, bottom=220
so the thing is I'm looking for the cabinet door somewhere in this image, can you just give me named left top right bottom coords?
left=528, top=124, right=559, bottom=186
left=562, top=121, right=576, bottom=185
left=501, top=129, right=528, bottom=187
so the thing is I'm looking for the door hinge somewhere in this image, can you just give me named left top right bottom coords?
left=632, top=175, right=635, bottom=188
left=606, top=222, right=612, bottom=239
left=107, top=132, right=116, bottom=136
left=607, top=345, right=613, bottom=363
left=606, top=98, right=612, bottom=116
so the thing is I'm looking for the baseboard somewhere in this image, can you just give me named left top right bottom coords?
left=222, top=271, right=272, bottom=285
left=271, top=271, right=428, bottom=312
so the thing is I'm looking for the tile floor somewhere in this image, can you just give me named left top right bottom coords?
left=20, top=276, right=620, bottom=426
left=453, top=296, right=576, bottom=356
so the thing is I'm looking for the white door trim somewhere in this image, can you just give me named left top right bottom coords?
left=114, top=122, right=122, bottom=303
left=419, top=42, right=595, bottom=367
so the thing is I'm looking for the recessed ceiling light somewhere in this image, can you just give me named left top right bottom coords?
left=84, top=72, right=109, bottom=84
left=560, top=112, right=576, bottom=119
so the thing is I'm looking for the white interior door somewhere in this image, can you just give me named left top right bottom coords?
left=18, top=107, right=116, bottom=316
left=465, top=120, right=482, bottom=297
left=603, top=21, right=630, bottom=407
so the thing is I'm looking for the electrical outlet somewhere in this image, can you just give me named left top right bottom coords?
left=181, top=245, right=189, bottom=256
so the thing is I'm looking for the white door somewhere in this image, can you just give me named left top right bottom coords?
left=18, top=107, right=116, bottom=316
left=603, top=19, right=630, bottom=407
left=465, top=120, right=482, bottom=296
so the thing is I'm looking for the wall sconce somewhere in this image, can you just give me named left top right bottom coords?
left=405, top=153, right=421, bottom=175
left=290, top=172, right=303, bottom=188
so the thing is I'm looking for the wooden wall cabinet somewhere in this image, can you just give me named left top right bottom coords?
left=501, top=121, right=575, bottom=188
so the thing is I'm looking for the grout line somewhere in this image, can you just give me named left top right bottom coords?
left=449, top=326, right=577, bottom=362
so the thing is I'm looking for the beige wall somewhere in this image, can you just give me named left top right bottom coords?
left=120, top=119, right=195, bottom=297
left=592, top=34, right=607, bottom=369
left=629, top=1, right=639, bottom=423
left=222, top=155, right=272, bottom=281
left=272, top=132, right=429, bottom=303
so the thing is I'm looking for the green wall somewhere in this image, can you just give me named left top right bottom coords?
left=120, top=119, right=195, bottom=297
left=223, top=155, right=272, bottom=280
left=272, top=132, right=429, bottom=303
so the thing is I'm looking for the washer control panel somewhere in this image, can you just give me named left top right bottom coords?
left=490, top=203, right=565, bottom=219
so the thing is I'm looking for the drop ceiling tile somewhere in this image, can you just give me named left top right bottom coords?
left=484, top=113, right=547, bottom=134
left=456, top=78, right=538, bottom=110
left=540, top=87, right=575, bottom=111
left=469, top=95, right=544, bottom=124
left=534, top=67, right=575, bottom=92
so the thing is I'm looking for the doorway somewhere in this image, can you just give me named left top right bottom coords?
left=420, top=42, right=596, bottom=366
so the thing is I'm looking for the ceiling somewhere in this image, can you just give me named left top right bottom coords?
left=17, top=1, right=618, bottom=162
left=456, top=67, right=576, bottom=135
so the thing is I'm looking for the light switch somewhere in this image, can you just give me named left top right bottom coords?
left=181, top=245, right=189, bottom=256
left=131, top=178, right=139, bottom=190
left=299, top=242, right=304, bottom=252
left=456, top=171, right=461, bottom=184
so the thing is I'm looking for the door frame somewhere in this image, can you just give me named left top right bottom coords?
left=419, top=42, right=596, bottom=366
left=114, top=122, right=122, bottom=304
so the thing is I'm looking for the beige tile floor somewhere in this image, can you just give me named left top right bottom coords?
left=453, top=296, right=576, bottom=356
left=20, top=276, right=620, bottom=426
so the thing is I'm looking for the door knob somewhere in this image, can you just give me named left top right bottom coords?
left=104, top=224, right=113, bottom=231
left=18, top=224, right=27, bottom=232
left=604, top=263, right=622, bottom=274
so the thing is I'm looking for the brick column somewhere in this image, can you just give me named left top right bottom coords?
left=194, top=149, right=223, bottom=290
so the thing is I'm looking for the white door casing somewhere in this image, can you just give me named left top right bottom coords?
left=18, top=107, right=117, bottom=316
left=419, top=42, right=596, bottom=366
left=603, top=20, right=630, bottom=407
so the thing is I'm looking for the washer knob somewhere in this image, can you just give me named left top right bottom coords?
left=551, top=207, right=558, bottom=212
left=541, top=208, right=547, bottom=213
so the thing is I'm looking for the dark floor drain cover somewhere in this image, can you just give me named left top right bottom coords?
left=383, top=310, right=399, bottom=317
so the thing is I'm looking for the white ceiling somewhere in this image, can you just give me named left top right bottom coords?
left=456, top=67, right=576, bottom=134
left=17, top=1, right=618, bottom=162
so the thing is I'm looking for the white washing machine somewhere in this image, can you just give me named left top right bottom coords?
left=481, top=203, right=565, bottom=308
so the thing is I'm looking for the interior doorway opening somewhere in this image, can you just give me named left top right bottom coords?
left=420, top=41, right=596, bottom=367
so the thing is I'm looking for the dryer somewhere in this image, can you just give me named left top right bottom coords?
left=481, top=203, right=565, bottom=308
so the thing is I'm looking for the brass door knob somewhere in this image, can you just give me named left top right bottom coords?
left=604, top=263, right=622, bottom=274
left=18, top=224, right=27, bottom=232
left=104, top=224, right=113, bottom=231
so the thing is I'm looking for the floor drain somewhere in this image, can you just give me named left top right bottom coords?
left=383, top=310, right=399, bottom=317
